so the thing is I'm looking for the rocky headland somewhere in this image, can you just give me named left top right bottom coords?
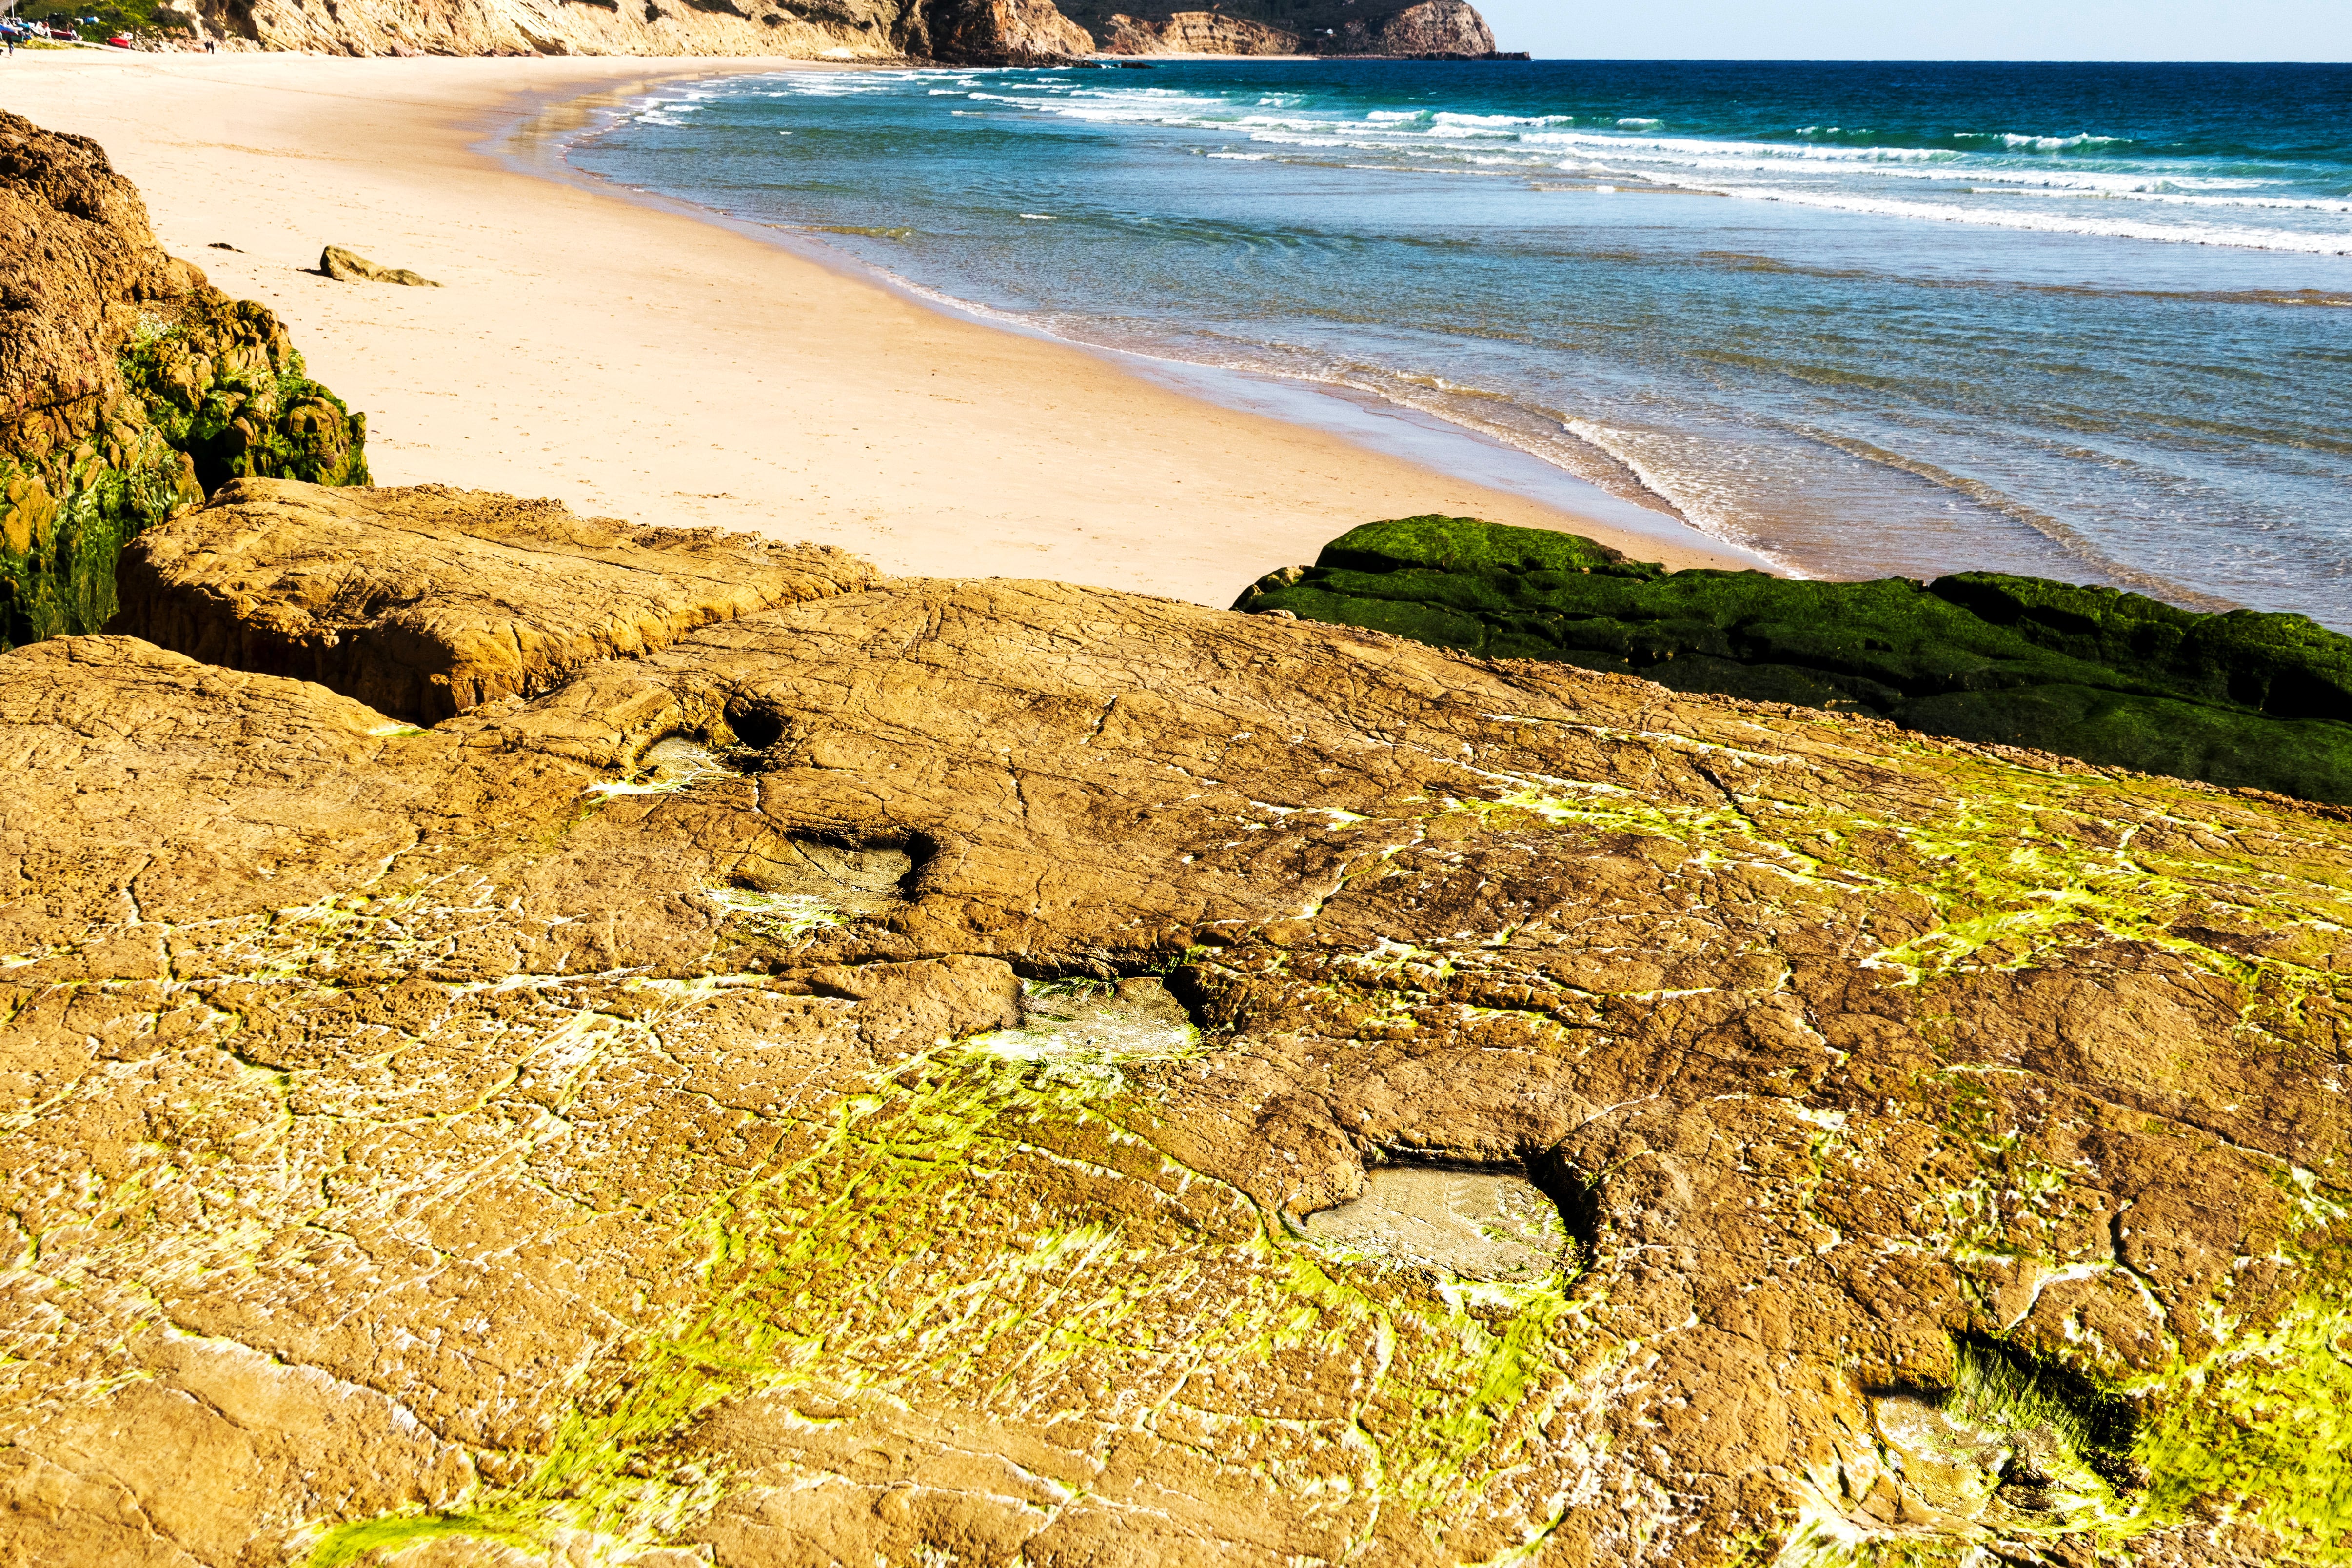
left=1071, top=0, right=1499, bottom=58
left=5, top=110, right=2352, bottom=1568
left=149, top=0, right=1495, bottom=61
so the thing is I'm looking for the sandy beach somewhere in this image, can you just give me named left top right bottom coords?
left=0, top=51, right=1759, bottom=603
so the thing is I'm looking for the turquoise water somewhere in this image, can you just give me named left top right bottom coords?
left=566, top=61, right=2352, bottom=626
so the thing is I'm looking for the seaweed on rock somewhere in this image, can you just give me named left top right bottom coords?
left=0, top=297, right=368, bottom=649
left=1235, top=515, right=2352, bottom=806
left=117, top=293, right=369, bottom=494
left=0, top=111, right=368, bottom=651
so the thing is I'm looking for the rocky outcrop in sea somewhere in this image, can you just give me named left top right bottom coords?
left=3, top=113, right=2349, bottom=1568
left=1077, top=0, right=1498, bottom=57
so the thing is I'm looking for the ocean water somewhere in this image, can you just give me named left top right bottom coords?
left=564, top=61, right=2352, bottom=627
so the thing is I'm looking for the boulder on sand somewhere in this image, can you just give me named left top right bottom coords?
left=319, top=243, right=440, bottom=286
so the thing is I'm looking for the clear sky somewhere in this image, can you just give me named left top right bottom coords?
left=1478, top=0, right=2352, bottom=62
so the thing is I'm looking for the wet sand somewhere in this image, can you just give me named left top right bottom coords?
left=1, top=51, right=1760, bottom=602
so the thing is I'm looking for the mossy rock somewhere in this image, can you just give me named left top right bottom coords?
left=1235, top=515, right=2352, bottom=806
left=0, top=441, right=200, bottom=649
left=0, top=294, right=368, bottom=650
left=119, top=293, right=370, bottom=492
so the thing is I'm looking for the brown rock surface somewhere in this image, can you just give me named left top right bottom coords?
left=1097, top=8, right=1300, bottom=53
left=319, top=245, right=442, bottom=287
left=1355, top=0, right=1494, bottom=54
left=5, top=485, right=2350, bottom=1565
left=920, top=0, right=1094, bottom=60
left=112, top=477, right=882, bottom=722
left=0, top=115, right=199, bottom=457
left=1080, top=0, right=1496, bottom=55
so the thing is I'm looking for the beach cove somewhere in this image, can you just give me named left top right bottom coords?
left=564, top=59, right=2352, bottom=628
left=0, top=51, right=1758, bottom=603
left=6, top=49, right=2352, bottom=1567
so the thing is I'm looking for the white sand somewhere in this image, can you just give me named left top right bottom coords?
left=2, top=51, right=1758, bottom=602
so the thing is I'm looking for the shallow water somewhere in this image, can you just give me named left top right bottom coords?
left=1303, top=1166, right=1567, bottom=1282
left=567, top=61, right=2352, bottom=627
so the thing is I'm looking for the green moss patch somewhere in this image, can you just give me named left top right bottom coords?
left=1, top=296, right=368, bottom=651
left=308, top=981, right=1597, bottom=1564
left=1236, top=516, right=2352, bottom=806
left=2132, top=1257, right=2352, bottom=1560
left=117, top=297, right=369, bottom=494
left=0, top=443, right=191, bottom=646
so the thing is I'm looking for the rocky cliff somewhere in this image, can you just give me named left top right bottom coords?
left=924, top=0, right=1094, bottom=61
left=0, top=113, right=367, bottom=651
left=165, top=0, right=1090, bottom=60
left=1073, top=0, right=1497, bottom=56
left=3, top=474, right=2350, bottom=1567
left=160, top=0, right=1492, bottom=58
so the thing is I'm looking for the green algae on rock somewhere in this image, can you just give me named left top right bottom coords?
left=7, top=516, right=2352, bottom=1564
left=0, top=112, right=367, bottom=651
left=1234, top=514, right=2352, bottom=806
left=117, top=292, right=369, bottom=495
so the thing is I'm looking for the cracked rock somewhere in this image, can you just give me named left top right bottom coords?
left=1, top=481, right=2345, bottom=1565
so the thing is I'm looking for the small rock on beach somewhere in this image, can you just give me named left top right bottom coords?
left=319, top=244, right=438, bottom=286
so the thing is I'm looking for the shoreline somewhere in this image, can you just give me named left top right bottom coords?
left=498, top=69, right=1752, bottom=567
left=0, top=52, right=1768, bottom=603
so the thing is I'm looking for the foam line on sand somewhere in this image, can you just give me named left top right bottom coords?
left=0, top=52, right=1765, bottom=602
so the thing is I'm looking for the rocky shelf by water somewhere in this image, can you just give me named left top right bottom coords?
left=3, top=105, right=2352, bottom=1568
left=1235, top=514, right=2352, bottom=808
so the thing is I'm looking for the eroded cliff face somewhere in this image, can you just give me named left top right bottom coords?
left=171, top=0, right=1091, bottom=59
left=169, top=0, right=1494, bottom=57
left=922, top=0, right=1094, bottom=63
left=4, top=478, right=2349, bottom=1567
left=1093, top=8, right=1295, bottom=53
left=1076, top=0, right=1497, bottom=56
